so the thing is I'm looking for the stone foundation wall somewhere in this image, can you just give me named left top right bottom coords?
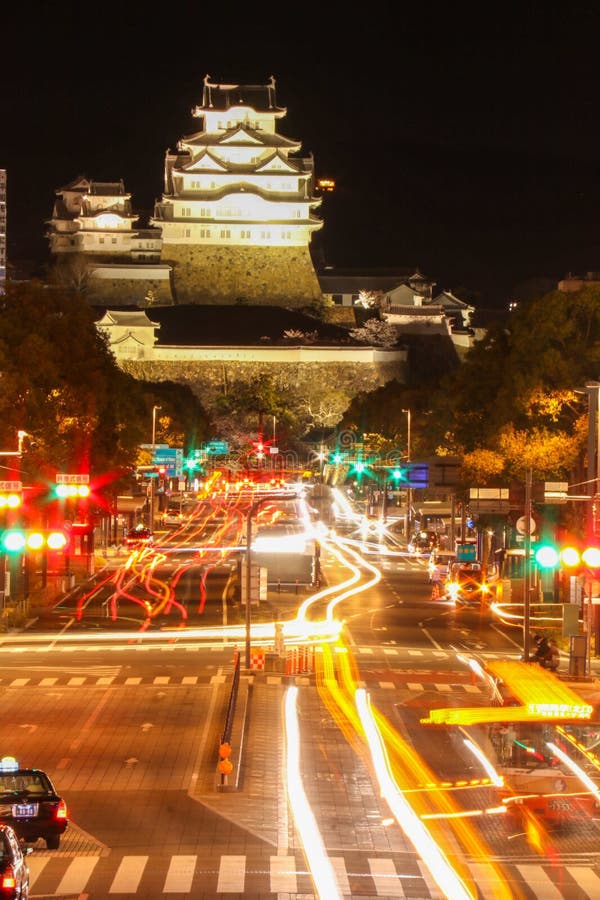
left=161, top=244, right=323, bottom=306
left=87, top=276, right=174, bottom=306
left=120, top=358, right=405, bottom=420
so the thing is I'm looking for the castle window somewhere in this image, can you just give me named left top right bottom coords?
left=281, top=230, right=292, bottom=240
left=185, top=228, right=191, bottom=238
left=260, top=230, right=271, bottom=240
left=240, top=230, right=250, bottom=239
left=182, top=207, right=191, bottom=217
left=200, top=228, right=211, bottom=238
left=111, top=237, right=117, bottom=244
left=99, top=237, right=105, bottom=244
left=220, top=229, right=231, bottom=239
left=200, top=208, right=209, bottom=217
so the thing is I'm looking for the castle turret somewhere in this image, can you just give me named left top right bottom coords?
left=151, top=74, right=324, bottom=306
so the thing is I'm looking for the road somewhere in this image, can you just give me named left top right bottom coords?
left=0, top=501, right=599, bottom=898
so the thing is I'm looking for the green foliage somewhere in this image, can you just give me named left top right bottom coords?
left=0, top=282, right=210, bottom=490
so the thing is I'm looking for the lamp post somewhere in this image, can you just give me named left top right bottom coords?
left=244, top=491, right=295, bottom=670
left=585, top=382, right=600, bottom=667
left=402, top=408, right=412, bottom=537
left=149, top=405, right=161, bottom=530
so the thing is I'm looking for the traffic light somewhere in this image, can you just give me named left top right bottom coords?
left=534, top=540, right=600, bottom=571
left=0, top=528, right=69, bottom=554
left=534, top=541, right=559, bottom=569
left=0, top=484, right=22, bottom=510
left=55, top=474, right=90, bottom=499
left=558, top=544, right=600, bottom=571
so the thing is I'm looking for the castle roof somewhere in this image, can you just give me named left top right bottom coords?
left=196, top=75, right=286, bottom=116
left=92, top=304, right=359, bottom=347
left=179, top=127, right=299, bottom=151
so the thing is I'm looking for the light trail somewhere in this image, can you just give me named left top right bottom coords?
left=283, top=686, right=343, bottom=900
left=355, top=689, right=476, bottom=900
left=546, top=741, right=600, bottom=801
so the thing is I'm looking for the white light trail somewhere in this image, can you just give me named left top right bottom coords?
left=546, top=741, right=600, bottom=801
left=462, top=738, right=504, bottom=787
left=354, top=688, right=475, bottom=900
left=284, top=686, right=342, bottom=900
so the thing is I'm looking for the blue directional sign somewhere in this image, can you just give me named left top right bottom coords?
left=151, top=447, right=183, bottom=477
left=390, top=463, right=429, bottom=488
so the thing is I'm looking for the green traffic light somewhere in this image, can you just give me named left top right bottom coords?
left=1, top=529, right=26, bottom=553
left=535, top=544, right=559, bottom=569
left=392, top=468, right=405, bottom=480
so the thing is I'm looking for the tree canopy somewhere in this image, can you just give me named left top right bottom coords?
left=0, top=281, right=211, bottom=493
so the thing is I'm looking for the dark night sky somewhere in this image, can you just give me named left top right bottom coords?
left=4, top=1, right=600, bottom=308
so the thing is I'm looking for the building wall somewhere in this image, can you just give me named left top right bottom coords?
left=87, top=275, right=174, bottom=305
left=161, top=244, right=323, bottom=306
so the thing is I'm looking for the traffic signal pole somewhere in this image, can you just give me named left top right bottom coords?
left=523, top=468, right=533, bottom=662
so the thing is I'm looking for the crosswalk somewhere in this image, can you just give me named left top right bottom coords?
left=0, top=669, right=487, bottom=695
left=25, top=851, right=600, bottom=897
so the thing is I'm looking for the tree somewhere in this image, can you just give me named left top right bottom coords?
left=0, top=282, right=211, bottom=493
left=349, top=318, right=398, bottom=348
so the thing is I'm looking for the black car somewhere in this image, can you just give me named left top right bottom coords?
left=125, top=525, right=154, bottom=548
left=0, top=757, right=68, bottom=850
left=0, top=824, right=30, bottom=899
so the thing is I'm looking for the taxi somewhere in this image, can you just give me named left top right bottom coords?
left=0, top=757, right=68, bottom=850
left=0, top=824, right=30, bottom=899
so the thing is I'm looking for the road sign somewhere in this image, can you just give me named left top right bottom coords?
left=516, top=515, right=537, bottom=535
left=56, top=474, right=89, bottom=484
left=544, top=481, right=568, bottom=503
left=0, top=481, right=22, bottom=491
left=151, top=448, right=183, bottom=477
left=424, top=456, right=461, bottom=488
left=206, top=441, right=229, bottom=455
left=456, top=542, right=477, bottom=561
left=469, top=486, right=510, bottom=514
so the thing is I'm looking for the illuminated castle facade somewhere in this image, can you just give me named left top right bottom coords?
left=152, top=75, right=324, bottom=305
left=47, top=76, right=324, bottom=308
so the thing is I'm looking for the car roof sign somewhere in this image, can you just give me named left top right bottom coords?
left=0, top=757, right=18, bottom=772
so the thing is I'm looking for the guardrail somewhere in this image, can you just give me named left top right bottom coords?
left=216, top=648, right=249, bottom=792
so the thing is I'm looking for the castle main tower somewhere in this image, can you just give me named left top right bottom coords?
left=151, top=75, right=324, bottom=306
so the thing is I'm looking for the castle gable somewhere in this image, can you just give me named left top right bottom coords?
left=183, top=151, right=228, bottom=173
left=220, top=127, right=264, bottom=146
left=256, top=152, right=300, bottom=174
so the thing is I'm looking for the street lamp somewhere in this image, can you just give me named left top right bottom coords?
left=149, top=405, right=161, bottom=529
left=402, top=409, right=412, bottom=537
